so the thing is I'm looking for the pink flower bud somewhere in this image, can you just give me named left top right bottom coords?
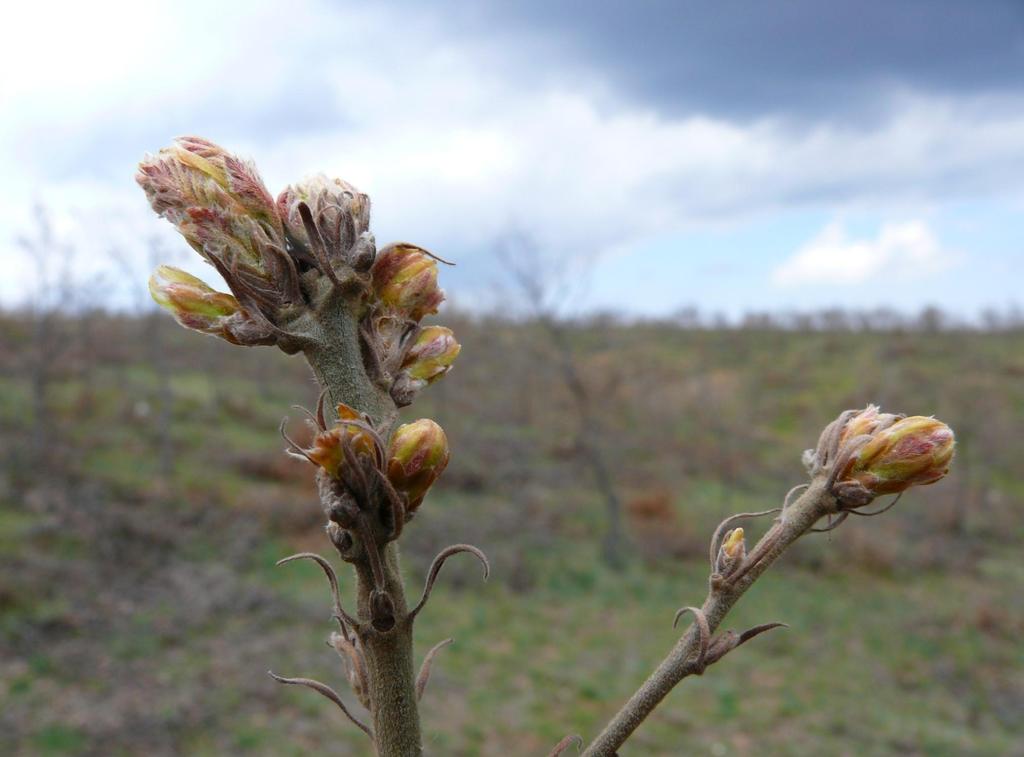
left=137, top=138, right=298, bottom=318
left=839, top=415, right=955, bottom=497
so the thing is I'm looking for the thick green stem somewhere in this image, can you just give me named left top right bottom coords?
left=354, top=545, right=422, bottom=756
left=303, top=298, right=392, bottom=426
left=300, top=292, right=420, bottom=755
left=582, top=480, right=837, bottom=756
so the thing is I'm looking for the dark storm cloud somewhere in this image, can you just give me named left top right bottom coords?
left=406, top=0, right=1024, bottom=120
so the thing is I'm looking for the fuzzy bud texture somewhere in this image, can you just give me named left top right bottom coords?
left=839, top=404, right=902, bottom=447
left=722, top=527, right=745, bottom=559
left=277, top=174, right=375, bottom=269
left=306, top=404, right=377, bottom=479
left=148, top=265, right=274, bottom=345
left=137, top=137, right=300, bottom=320
left=840, top=415, right=955, bottom=496
left=402, top=326, right=461, bottom=386
left=371, top=243, right=445, bottom=321
left=387, top=419, right=449, bottom=512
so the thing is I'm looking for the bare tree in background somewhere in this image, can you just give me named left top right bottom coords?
left=109, top=236, right=178, bottom=486
left=498, top=232, right=627, bottom=567
left=16, top=206, right=82, bottom=473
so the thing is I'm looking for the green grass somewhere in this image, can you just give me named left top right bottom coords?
left=2, top=320, right=1022, bottom=754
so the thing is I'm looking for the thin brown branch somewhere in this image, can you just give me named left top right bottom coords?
left=581, top=480, right=836, bottom=756
left=705, top=622, right=789, bottom=666
left=846, top=492, right=904, bottom=517
left=809, top=511, right=849, bottom=533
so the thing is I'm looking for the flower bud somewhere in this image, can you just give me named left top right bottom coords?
left=722, top=527, right=745, bottom=560
left=371, top=243, right=444, bottom=321
left=137, top=137, right=299, bottom=319
left=716, top=526, right=746, bottom=575
left=389, top=326, right=460, bottom=406
left=839, top=404, right=901, bottom=446
left=148, top=265, right=274, bottom=345
left=306, top=404, right=378, bottom=479
left=386, top=419, right=449, bottom=512
left=404, top=326, right=461, bottom=384
left=277, top=174, right=374, bottom=268
left=840, top=416, right=955, bottom=497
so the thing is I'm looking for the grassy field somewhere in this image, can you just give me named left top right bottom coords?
left=1, top=314, right=1022, bottom=755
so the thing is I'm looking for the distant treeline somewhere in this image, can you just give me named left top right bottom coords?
left=479, top=304, right=1024, bottom=333
left=665, top=304, right=1024, bottom=333
left=3, top=303, right=1023, bottom=334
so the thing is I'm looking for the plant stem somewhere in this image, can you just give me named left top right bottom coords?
left=353, top=545, right=422, bottom=756
left=582, top=480, right=836, bottom=756
left=303, top=296, right=420, bottom=754
left=303, top=298, right=392, bottom=426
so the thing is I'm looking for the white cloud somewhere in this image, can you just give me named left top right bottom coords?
left=0, top=0, right=1018, bottom=310
left=772, top=220, right=958, bottom=286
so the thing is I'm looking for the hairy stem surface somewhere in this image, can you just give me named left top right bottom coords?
left=305, top=296, right=419, bottom=755
left=353, top=544, right=422, bottom=756
left=304, top=296, right=392, bottom=426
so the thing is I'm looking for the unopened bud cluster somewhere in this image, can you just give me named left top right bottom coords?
left=137, top=137, right=297, bottom=338
left=142, top=138, right=462, bottom=635
left=830, top=405, right=955, bottom=508
left=368, top=245, right=459, bottom=406
left=297, top=403, right=449, bottom=525
left=137, top=136, right=461, bottom=409
left=277, top=175, right=375, bottom=272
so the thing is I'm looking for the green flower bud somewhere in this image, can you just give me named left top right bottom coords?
left=148, top=265, right=274, bottom=345
left=840, top=415, right=955, bottom=497
left=386, top=419, right=449, bottom=512
left=404, top=326, right=461, bottom=383
left=389, top=326, right=461, bottom=406
left=371, top=243, right=445, bottom=321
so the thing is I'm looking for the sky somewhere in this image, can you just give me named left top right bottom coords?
left=1, top=0, right=1022, bottom=319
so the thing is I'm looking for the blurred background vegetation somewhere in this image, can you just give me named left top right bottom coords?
left=1, top=287, right=1022, bottom=755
